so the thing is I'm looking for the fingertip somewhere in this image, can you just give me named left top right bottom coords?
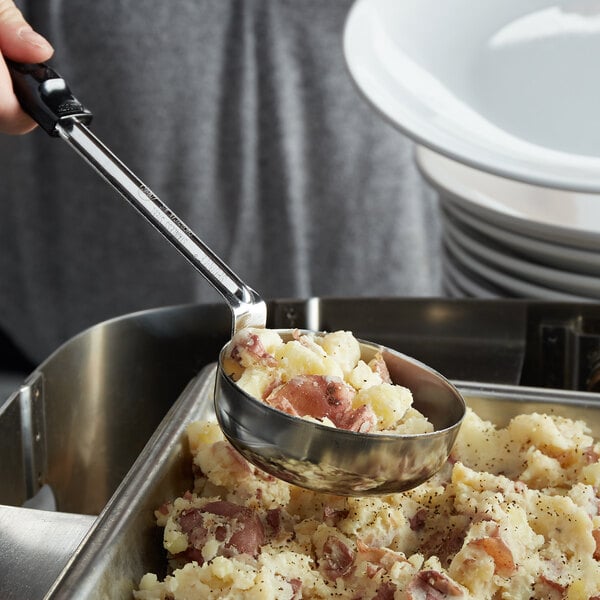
left=12, top=26, right=53, bottom=63
left=16, top=26, right=53, bottom=54
left=0, top=24, right=53, bottom=63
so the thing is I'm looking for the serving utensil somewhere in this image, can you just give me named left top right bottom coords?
left=8, top=60, right=465, bottom=495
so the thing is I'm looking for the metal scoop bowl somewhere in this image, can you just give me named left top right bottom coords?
left=9, top=60, right=465, bottom=496
left=216, top=332, right=465, bottom=495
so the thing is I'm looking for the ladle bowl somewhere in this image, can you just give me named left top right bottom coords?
left=11, top=60, right=466, bottom=496
left=215, top=330, right=465, bottom=495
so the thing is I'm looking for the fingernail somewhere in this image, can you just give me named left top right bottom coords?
left=17, top=26, right=52, bottom=50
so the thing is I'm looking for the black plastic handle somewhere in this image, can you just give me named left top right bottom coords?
left=7, top=60, right=92, bottom=136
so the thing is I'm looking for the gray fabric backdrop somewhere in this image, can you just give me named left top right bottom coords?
left=1, top=0, right=440, bottom=363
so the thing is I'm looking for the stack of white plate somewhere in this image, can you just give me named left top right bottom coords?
left=416, top=146, right=600, bottom=301
left=344, top=0, right=600, bottom=301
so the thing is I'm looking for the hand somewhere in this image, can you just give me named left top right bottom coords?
left=0, top=0, right=53, bottom=134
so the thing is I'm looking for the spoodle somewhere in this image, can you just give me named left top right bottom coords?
left=9, top=61, right=465, bottom=495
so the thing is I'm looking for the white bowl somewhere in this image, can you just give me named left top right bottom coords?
left=344, top=0, right=600, bottom=191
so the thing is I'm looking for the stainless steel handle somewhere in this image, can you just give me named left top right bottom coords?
left=55, top=118, right=266, bottom=333
left=9, top=60, right=266, bottom=333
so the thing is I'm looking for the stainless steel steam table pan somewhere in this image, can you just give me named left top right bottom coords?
left=37, top=375, right=600, bottom=598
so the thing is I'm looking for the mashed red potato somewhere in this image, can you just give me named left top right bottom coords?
left=134, top=409, right=600, bottom=599
left=220, top=328, right=433, bottom=435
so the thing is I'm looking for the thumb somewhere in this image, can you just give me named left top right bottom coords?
left=0, top=0, right=53, bottom=133
left=0, top=0, right=53, bottom=62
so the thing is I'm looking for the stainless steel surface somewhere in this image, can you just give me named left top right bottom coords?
left=215, top=331, right=466, bottom=495
left=0, top=389, right=25, bottom=506
left=46, top=366, right=217, bottom=600
left=1, top=373, right=48, bottom=505
left=458, top=380, right=600, bottom=434
left=0, top=505, right=95, bottom=600
left=0, top=303, right=231, bottom=512
left=56, top=118, right=266, bottom=334
left=19, top=373, right=47, bottom=500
